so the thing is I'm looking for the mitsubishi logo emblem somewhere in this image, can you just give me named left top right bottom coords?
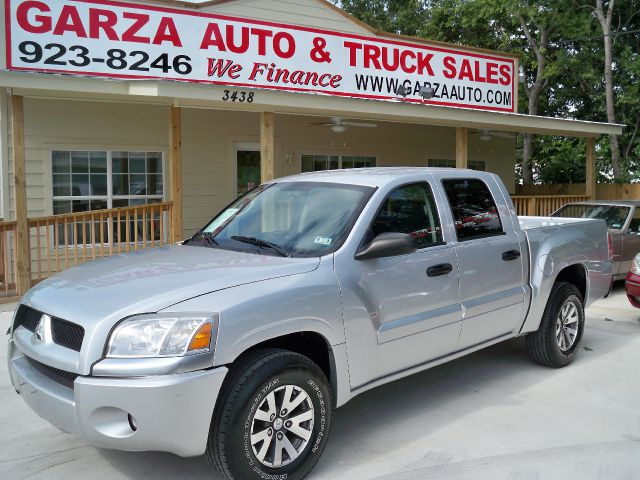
left=31, top=314, right=50, bottom=345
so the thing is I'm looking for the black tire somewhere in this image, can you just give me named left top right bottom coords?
left=526, top=282, right=585, bottom=368
left=206, top=349, right=333, bottom=480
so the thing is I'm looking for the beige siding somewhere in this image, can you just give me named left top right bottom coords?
left=11, top=98, right=169, bottom=220
left=199, top=0, right=370, bottom=34
left=179, top=109, right=515, bottom=238
left=11, top=100, right=515, bottom=239
left=181, top=109, right=260, bottom=235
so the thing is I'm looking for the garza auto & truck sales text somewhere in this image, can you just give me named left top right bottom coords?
left=15, top=2, right=513, bottom=103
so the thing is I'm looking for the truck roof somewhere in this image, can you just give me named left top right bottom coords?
left=274, top=167, right=490, bottom=188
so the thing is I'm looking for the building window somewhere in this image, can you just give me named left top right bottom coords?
left=52, top=150, right=164, bottom=245
left=52, top=150, right=164, bottom=214
left=428, top=159, right=486, bottom=171
left=301, top=154, right=376, bottom=172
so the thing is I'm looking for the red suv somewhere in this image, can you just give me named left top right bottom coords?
left=625, top=253, right=640, bottom=308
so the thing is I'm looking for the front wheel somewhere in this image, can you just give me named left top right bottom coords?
left=206, top=349, right=332, bottom=480
left=526, top=282, right=585, bottom=368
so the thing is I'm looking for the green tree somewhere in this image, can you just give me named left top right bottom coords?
left=335, top=0, right=640, bottom=184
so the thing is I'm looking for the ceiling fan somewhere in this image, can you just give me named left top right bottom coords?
left=308, top=117, right=378, bottom=133
left=470, top=129, right=515, bottom=141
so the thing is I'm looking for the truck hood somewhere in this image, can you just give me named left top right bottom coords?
left=22, top=244, right=320, bottom=327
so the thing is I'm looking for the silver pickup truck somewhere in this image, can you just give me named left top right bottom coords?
left=7, top=168, right=612, bottom=480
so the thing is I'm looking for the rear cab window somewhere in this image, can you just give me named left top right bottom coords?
left=442, top=178, right=504, bottom=241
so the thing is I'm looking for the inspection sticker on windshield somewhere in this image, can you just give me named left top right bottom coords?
left=314, top=236, right=333, bottom=246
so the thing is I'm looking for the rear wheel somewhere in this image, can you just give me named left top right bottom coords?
left=206, top=349, right=332, bottom=480
left=526, top=282, right=585, bottom=368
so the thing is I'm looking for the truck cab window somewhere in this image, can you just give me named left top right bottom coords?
left=442, top=178, right=504, bottom=241
left=369, top=182, right=443, bottom=248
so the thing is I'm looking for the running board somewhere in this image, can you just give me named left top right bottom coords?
left=350, top=332, right=514, bottom=400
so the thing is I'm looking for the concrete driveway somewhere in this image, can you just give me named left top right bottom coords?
left=1, top=284, right=639, bottom=480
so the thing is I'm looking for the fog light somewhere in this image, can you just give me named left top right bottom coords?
left=128, top=414, right=138, bottom=432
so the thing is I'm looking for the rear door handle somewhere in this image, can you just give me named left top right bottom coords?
left=502, top=250, right=521, bottom=261
left=427, top=263, right=453, bottom=277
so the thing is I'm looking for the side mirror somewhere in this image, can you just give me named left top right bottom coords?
left=355, top=232, right=418, bottom=260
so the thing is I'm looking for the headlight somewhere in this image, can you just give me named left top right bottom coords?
left=632, top=255, right=640, bottom=275
left=107, top=313, right=217, bottom=358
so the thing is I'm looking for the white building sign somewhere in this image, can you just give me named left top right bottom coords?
left=6, top=0, right=516, bottom=112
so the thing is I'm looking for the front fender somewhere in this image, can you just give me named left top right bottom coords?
left=161, top=258, right=351, bottom=405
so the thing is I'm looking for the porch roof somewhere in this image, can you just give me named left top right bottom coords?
left=0, top=71, right=623, bottom=138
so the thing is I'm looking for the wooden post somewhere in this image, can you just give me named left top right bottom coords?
left=455, top=127, right=468, bottom=169
left=527, top=197, right=537, bottom=216
left=585, top=137, right=597, bottom=200
left=260, top=112, right=275, bottom=183
left=11, top=95, right=31, bottom=295
left=169, top=106, right=183, bottom=242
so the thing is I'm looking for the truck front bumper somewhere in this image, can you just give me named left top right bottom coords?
left=8, top=339, right=228, bottom=457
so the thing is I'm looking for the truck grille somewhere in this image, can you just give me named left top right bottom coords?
left=25, top=356, right=78, bottom=390
left=13, top=305, right=85, bottom=352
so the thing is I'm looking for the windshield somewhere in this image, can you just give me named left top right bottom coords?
left=188, top=182, right=375, bottom=257
left=552, top=204, right=631, bottom=230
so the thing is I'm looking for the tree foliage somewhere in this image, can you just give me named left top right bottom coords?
left=335, top=0, right=640, bottom=183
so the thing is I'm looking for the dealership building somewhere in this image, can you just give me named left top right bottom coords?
left=0, top=0, right=624, bottom=298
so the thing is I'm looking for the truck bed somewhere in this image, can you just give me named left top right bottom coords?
left=515, top=215, right=611, bottom=335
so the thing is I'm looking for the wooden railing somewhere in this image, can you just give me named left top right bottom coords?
left=511, top=195, right=591, bottom=216
left=0, top=202, right=173, bottom=302
left=0, top=220, right=18, bottom=299
left=28, top=202, right=173, bottom=285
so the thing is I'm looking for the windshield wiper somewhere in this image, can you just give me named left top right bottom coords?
left=187, top=231, right=219, bottom=248
left=230, top=236, right=291, bottom=257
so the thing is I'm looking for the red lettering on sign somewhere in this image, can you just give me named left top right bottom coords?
left=122, top=12, right=150, bottom=43
left=486, top=62, right=498, bottom=84
left=227, top=25, right=249, bottom=53
left=251, top=28, right=273, bottom=56
left=363, top=45, right=381, bottom=69
left=400, top=51, right=416, bottom=74
left=248, top=62, right=268, bottom=80
left=417, top=52, right=434, bottom=76
left=499, top=65, right=512, bottom=85
left=443, top=56, right=456, bottom=78
left=16, top=0, right=51, bottom=34
left=89, top=9, right=118, bottom=40
left=382, top=47, right=399, bottom=71
left=152, top=17, right=181, bottom=46
left=52, top=5, right=87, bottom=37
left=474, top=60, right=486, bottom=82
left=273, top=32, right=295, bottom=59
left=208, top=58, right=242, bottom=79
left=458, top=59, right=473, bottom=80
left=343, top=41, right=362, bottom=67
left=200, top=23, right=226, bottom=50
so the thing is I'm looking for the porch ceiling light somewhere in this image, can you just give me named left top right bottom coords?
left=331, top=124, right=347, bottom=133
left=480, top=132, right=493, bottom=141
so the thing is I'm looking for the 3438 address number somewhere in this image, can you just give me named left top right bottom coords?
left=222, top=90, right=254, bottom=103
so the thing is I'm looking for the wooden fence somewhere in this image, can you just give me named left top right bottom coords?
left=511, top=195, right=591, bottom=216
left=0, top=202, right=173, bottom=302
left=516, top=183, right=640, bottom=200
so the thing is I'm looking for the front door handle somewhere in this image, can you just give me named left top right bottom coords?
left=427, top=263, right=453, bottom=277
left=502, top=250, right=521, bottom=261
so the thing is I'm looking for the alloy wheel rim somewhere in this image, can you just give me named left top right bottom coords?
left=250, top=384, right=315, bottom=468
left=556, top=300, right=580, bottom=352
